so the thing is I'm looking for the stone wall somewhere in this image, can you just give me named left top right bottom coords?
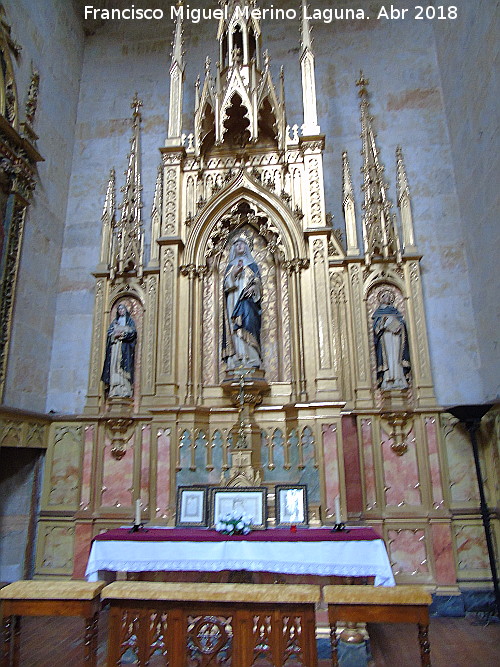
left=433, top=0, right=499, bottom=402
left=0, top=447, right=42, bottom=581
left=2, top=0, right=85, bottom=411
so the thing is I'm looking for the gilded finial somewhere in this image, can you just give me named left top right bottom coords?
left=131, top=92, right=143, bottom=118
left=356, top=71, right=369, bottom=97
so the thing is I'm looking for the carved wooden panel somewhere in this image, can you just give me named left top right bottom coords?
left=107, top=602, right=317, bottom=667
left=0, top=418, right=48, bottom=449
left=34, top=522, right=74, bottom=576
left=42, top=424, right=83, bottom=510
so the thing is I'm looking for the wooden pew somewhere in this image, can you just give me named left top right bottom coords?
left=323, top=584, right=432, bottom=666
left=1, top=580, right=105, bottom=667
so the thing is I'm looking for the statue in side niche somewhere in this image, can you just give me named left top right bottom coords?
left=372, top=290, right=411, bottom=390
left=101, top=303, right=137, bottom=397
left=222, top=238, right=262, bottom=370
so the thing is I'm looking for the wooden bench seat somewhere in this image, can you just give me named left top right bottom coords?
left=1, top=580, right=105, bottom=667
left=102, top=581, right=321, bottom=667
left=323, top=584, right=432, bottom=666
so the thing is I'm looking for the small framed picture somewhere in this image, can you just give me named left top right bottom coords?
left=210, top=487, right=267, bottom=529
left=275, top=485, right=308, bottom=527
left=175, top=486, right=208, bottom=527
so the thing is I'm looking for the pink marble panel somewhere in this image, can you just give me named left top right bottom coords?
left=140, top=425, right=151, bottom=518
left=156, top=428, right=171, bottom=520
left=443, top=417, right=480, bottom=503
left=342, top=415, right=362, bottom=514
left=382, top=429, right=421, bottom=507
left=430, top=523, right=456, bottom=584
left=387, top=529, right=429, bottom=576
left=455, top=525, right=489, bottom=570
left=322, top=424, right=338, bottom=514
left=425, top=417, right=444, bottom=509
left=361, top=419, right=376, bottom=510
left=80, top=424, right=94, bottom=510
left=72, top=522, right=93, bottom=579
left=101, top=433, right=134, bottom=508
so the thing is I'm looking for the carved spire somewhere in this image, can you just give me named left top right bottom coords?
left=396, top=145, right=416, bottom=253
left=357, top=72, right=401, bottom=266
left=195, top=0, right=285, bottom=154
left=98, top=168, right=116, bottom=270
left=300, top=0, right=320, bottom=135
left=342, top=151, right=359, bottom=256
left=111, top=94, right=144, bottom=280
left=167, top=1, right=185, bottom=143
left=149, top=164, right=163, bottom=266
left=217, top=0, right=261, bottom=72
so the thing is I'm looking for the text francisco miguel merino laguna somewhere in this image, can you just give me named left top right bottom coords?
left=83, top=4, right=372, bottom=23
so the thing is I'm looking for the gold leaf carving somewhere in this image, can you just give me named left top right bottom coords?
left=162, top=249, right=175, bottom=375
left=351, top=266, right=366, bottom=381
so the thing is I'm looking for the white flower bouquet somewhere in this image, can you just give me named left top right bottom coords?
left=215, top=510, right=253, bottom=536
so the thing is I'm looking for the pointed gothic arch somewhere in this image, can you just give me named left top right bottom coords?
left=184, top=173, right=308, bottom=267
left=181, top=179, right=309, bottom=394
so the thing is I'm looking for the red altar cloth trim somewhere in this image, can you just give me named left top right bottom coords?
left=93, top=527, right=381, bottom=543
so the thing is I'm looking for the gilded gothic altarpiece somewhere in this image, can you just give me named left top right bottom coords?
left=0, top=1, right=495, bottom=592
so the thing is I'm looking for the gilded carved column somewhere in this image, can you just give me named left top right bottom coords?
left=347, top=262, right=372, bottom=407
left=180, top=264, right=197, bottom=404
left=0, top=136, right=42, bottom=399
left=300, top=138, right=326, bottom=229
left=141, top=273, right=159, bottom=401
left=330, top=270, right=353, bottom=402
left=0, top=195, right=28, bottom=398
left=309, top=235, right=340, bottom=398
left=284, top=258, right=308, bottom=401
left=159, top=147, right=185, bottom=237
left=148, top=165, right=162, bottom=267
left=404, top=260, right=435, bottom=407
left=0, top=14, right=43, bottom=399
left=156, top=245, right=178, bottom=400
left=84, top=278, right=108, bottom=413
left=155, top=146, right=184, bottom=402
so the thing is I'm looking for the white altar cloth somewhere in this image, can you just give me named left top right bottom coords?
left=85, top=530, right=395, bottom=586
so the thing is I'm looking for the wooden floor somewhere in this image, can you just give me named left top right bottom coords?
left=2, top=609, right=499, bottom=665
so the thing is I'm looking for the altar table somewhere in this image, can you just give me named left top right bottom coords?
left=85, top=527, right=395, bottom=587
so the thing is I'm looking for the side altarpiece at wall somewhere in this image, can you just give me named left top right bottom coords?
left=28, top=2, right=499, bottom=591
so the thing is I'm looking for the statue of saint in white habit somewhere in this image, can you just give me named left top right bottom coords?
left=222, top=238, right=262, bottom=370
left=372, top=290, right=411, bottom=390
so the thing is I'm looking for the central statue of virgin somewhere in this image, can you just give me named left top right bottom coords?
left=222, top=238, right=262, bottom=370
